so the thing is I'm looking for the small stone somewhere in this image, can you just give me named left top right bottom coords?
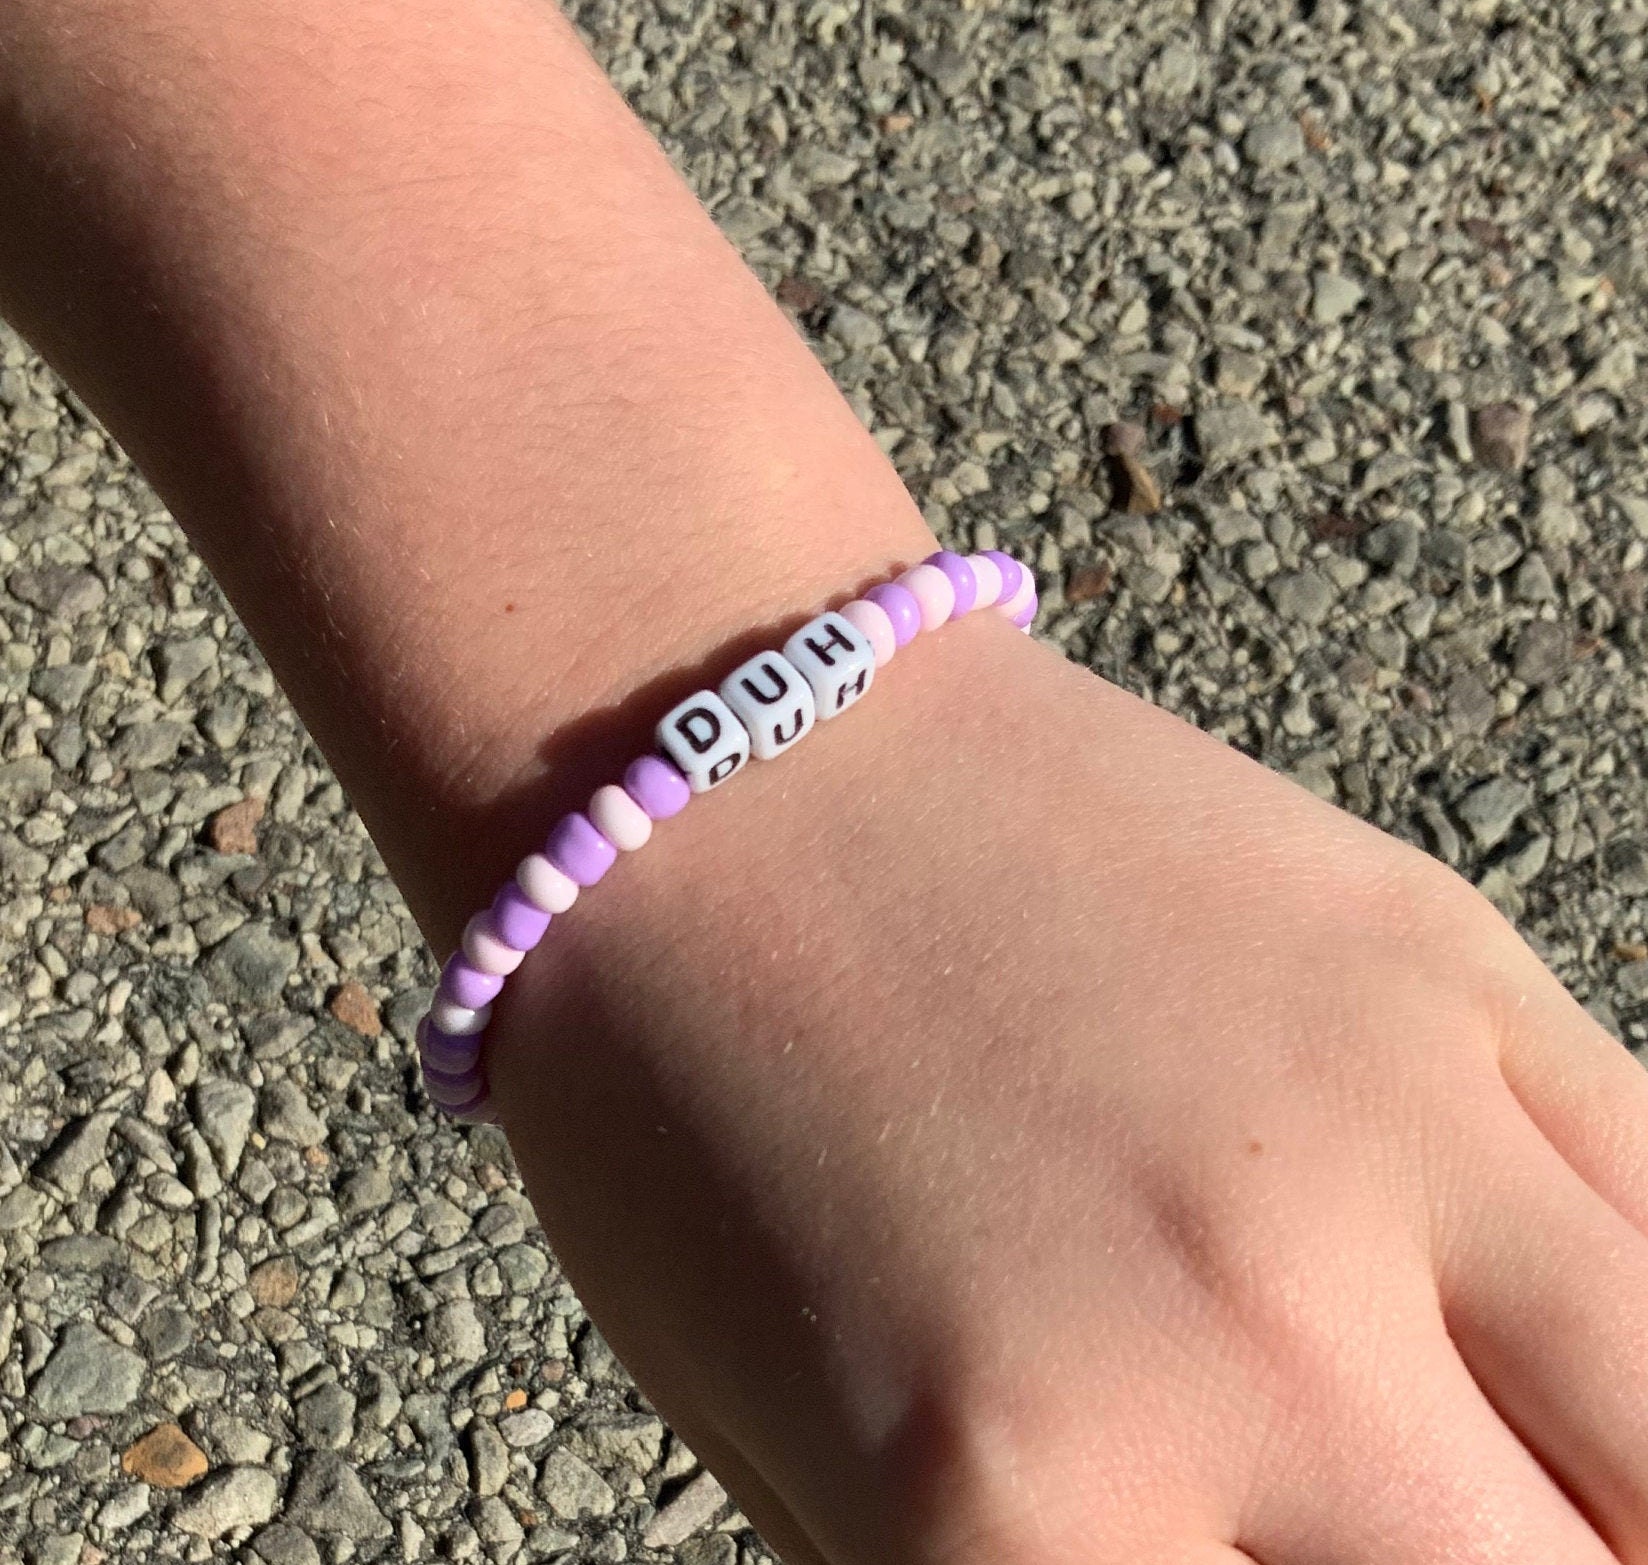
left=825, top=304, right=883, bottom=352
left=113, top=719, right=189, bottom=771
left=120, top=1422, right=209, bottom=1489
left=472, top=1495, right=525, bottom=1548
left=499, top=1409, right=556, bottom=1448
left=1311, top=272, right=1365, bottom=325
left=1214, top=350, right=1265, bottom=398
left=138, top=1304, right=194, bottom=1362
left=1603, top=839, right=1648, bottom=897
left=1100, top=421, right=1147, bottom=458
left=469, top=1423, right=509, bottom=1497
left=174, top=1466, right=279, bottom=1540
left=248, top=1522, right=323, bottom=1565
left=33, top=1112, right=118, bottom=1196
left=7, top=564, right=106, bottom=620
left=193, top=1079, right=257, bottom=1176
left=537, top=1451, right=616, bottom=1519
left=295, top=1383, right=356, bottom=1451
left=327, top=981, right=381, bottom=1037
left=155, top=636, right=217, bottom=702
left=1511, top=553, right=1556, bottom=603
left=1064, top=563, right=1113, bottom=604
left=643, top=1470, right=727, bottom=1549
left=209, top=796, right=264, bottom=855
left=1512, top=621, right=1570, bottom=685
left=1456, top=777, right=1532, bottom=850
left=1267, top=570, right=1336, bottom=627
left=247, top=1256, right=301, bottom=1309
left=285, top=1454, right=392, bottom=1541
left=1113, top=452, right=1162, bottom=515
left=1471, top=403, right=1532, bottom=473
left=1243, top=117, right=1306, bottom=171
left=1194, top=402, right=1279, bottom=467
left=1581, top=341, right=1637, bottom=396
left=30, top=661, right=94, bottom=713
left=206, top=923, right=297, bottom=1004
left=336, top=1164, right=393, bottom=1218
left=425, top=1300, right=486, bottom=1363
left=0, top=756, right=53, bottom=811
left=1142, top=41, right=1200, bottom=99
left=260, top=1078, right=326, bottom=1148
left=679, top=1536, right=739, bottom=1565
left=84, top=903, right=142, bottom=935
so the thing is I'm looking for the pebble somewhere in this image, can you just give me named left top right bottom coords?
left=248, top=1522, right=324, bottom=1565
left=260, top=1078, right=327, bottom=1148
left=193, top=1078, right=257, bottom=1176
left=469, top=1422, right=510, bottom=1496
left=1194, top=402, right=1279, bottom=468
left=499, top=1408, right=557, bottom=1447
left=248, top=1255, right=301, bottom=1308
left=426, top=1299, right=487, bottom=1362
left=120, top=1421, right=210, bottom=1488
left=173, top=1465, right=280, bottom=1539
left=209, top=795, right=265, bottom=854
left=156, top=634, right=218, bottom=702
left=1471, top=404, right=1533, bottom=473
left=285, top=1453, right=393, bottom=1541
left=295, top=1382, right=357, bottom=1450
left=30, top=1321, right=146, bottom=1420
left=1242, top=117, right=1306, bottom=171
left=207, top=922, right=298, bottom=1003
left=537, top=1450, right=617, bottom=1519
left=1456, top=777, right=1534, bottom=850
left=643, top=1469, right=728, bottom=1549
left=327, top=979, right=382, bottom=1036
left=1311, top=272, right=1365, bottom=325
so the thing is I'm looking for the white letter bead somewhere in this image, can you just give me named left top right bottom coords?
left=781, top=612, right=876, bottom=719
left=430, top=997, right=491, bottom=1036
left=516, top=853, right=579, bottom=914
left=718, top=651, right=816, bottom=761
left=588, top=784, right=653, bottom=851
left=657, top=688, right=752, bottom=793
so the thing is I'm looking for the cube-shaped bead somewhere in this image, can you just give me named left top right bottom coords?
left=718, top=651, right=816, bottom=761
left=781, top=612, right=876, bottom=719
left=656, top=688, right=752, bottom=793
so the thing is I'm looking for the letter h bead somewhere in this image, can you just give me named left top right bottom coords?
left=782, top=612, right=876, bottom=718
left=718, top=652, right=816, bottom=761
left=656, top=690, right=752, bottom=793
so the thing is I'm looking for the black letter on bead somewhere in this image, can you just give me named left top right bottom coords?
left=738, top=660, right=791, bottom=705
left=771, top=710, right=805, bottom=746
left=708, top=753, right=743, bottom=784
left=834, top=666, right=869, bottom=710
left=675, top=706, right=722, bottom=755
left=801, top=619, right=856, bottom=666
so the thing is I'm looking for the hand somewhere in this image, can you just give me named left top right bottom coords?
left=492, top=614, right=1648, bottom=1565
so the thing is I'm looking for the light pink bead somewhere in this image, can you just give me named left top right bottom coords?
left=840, top=598, right=897, bottom=667
left=965, top=554, right=1001, bottom=611
left=588, top=784, right=652, bottom=851
left=430, top=996, right=490, bottom=1036
left=998, top=568, right=1036, bottom=621
left=461, top=910, right=523, bottom=976
left=516, top=853, right=579, bottom=914
left=897, top=563, right=956, bottom=631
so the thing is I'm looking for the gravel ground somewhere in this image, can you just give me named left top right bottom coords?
left=2, top=0, right=1646, bottom=1560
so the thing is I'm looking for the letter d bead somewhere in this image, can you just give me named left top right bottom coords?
left=656, top=689, right=752, bottom=793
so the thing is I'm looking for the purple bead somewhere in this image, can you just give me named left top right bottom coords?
left=490, top=881, right=552, bottom=952
left=864, top=582, right=921, bottom=647
left=981, top=550, right=1023, bottom=607
left=423, top=1061, right=483, bottom=1094
left=439, top=952, right=504, bottom=1010
left=924, top=550, right=977, bottom=618
left=546, top=811, right=618, bottom=887
left=624, top=754, right=691, bottom=821
left=419, top=1017, right=481, bottom=1076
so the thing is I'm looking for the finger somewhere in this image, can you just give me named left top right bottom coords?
left=1440, top=1098, right=1648, bottom=1562
left=1237, top=1293, right=1620, bottom=1565
left=1493, top=971, right=1648, bottom=1238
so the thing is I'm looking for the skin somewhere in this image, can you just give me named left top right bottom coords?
left=3, top=3, right=1648, bottom=1563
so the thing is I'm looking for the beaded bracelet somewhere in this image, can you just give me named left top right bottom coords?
left=414, top=549, right=1038, bottom=1122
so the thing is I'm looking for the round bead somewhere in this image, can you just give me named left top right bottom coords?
left=545, top=811, right=618, bottom=887
left=840, top=598, right=897, bottom=667
left=516, top=853, right=579, bottom=915
left=491, top=881, right=552, bottom=952
left=863, top=582, right=922, bottom=647
left=623, top=754, right=690, bottom=821
left=450, top=1089, right=498, bottom=1124
left=424, top=1064, right=487, bottom=1111
left=1012, top=592, right=1038, bottom=630
left=981, top=550, right=1023, bottom=607
left=997, top=566, right=1036, bottom=622
left=965, top=553, right=1002, bottom=610
left=924, top=551, right=977, bottom=618
left=438, top=952, right=504, bottom=1011
left=419, top=1017, right=482, bottom=1076
left=589, top=784, right=653, bottom=851
left=896, top=563, right=956, bottom=631
left=461, top=909, right=524, bottom=975
left=429, top=996, right=490, bottom=1036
